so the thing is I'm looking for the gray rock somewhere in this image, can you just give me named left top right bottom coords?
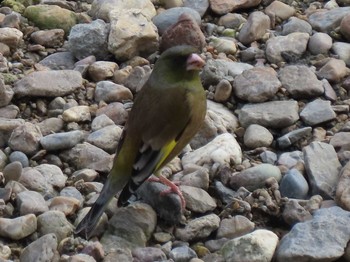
left=214, top=79, right=232, bottom=102
left=238, top=100, right=299, bottom=128
left=260, top=150, right=277, bottom=165
left=317, top=58, right=348, bottom=83
left=123, top=65, right=151, bottom=93
left=234, top=67, right=281, bottom=102
left=278, top=65, right=324, bottom=98
left=152, top=7, right=201, bottom=35
left=238, top=11, right=270, bottom=45
left=132, top=247, right=167, bottom=262
left=221, top=229, right=278, bottom=262
left=179, top=167, right=210, bottom=190
left=332, top=42, right=350, bottom=67
left=282, top=199, right=312, bottom=226
left=276, top=206, right=350, bottom=262
left=230, top=163, right=282, bottom=191
left=277, top=151, right=304, bottom=169
left=60, top=186, right=84, bottom=207
left=40, top=130, right=85, bottom=151
left=217, top=215, right=255, bottom=239
left=37, top=117, right=64, bottom=136
left=88, top=61, right=118, bottom=82
left=71, top=168, right=99, bottom=183
left=336, top=161, right=350, bottom=211
left=9, top=151, right=29, bottom=168
left=0, top=214, right=37, bottom=240
left=39, top=51, right=76, bottom=70
left=37, top=210, right=74, bottom=242
left=303, top=141, right=341, bottom=199
left=266, top=32, right=309, bottom=64
left=0, top=105, right=19, bottom=119
left=86, top=125, right=122, bottom=153
left=96, top=102, right=128, bottom=126
left=62, top=105, right=91, bottom=122
left=277, top=127, right=312, bottom=149
left=14, top=70, right=82, bottom=97
left=95, top=81, right=133, bottom=103
left=0, top=76, right=13, bottom=107
left=244, top=124, right=274, bottom=149
left=169, top=246, right=198, bottom=262
left=180, top=185, right=217, bottom=213
left=282, top=17, right=312, bottom=35
left=68, top=19, right=110, bottom=60
left=17, top=190, right=48, bottom=215
left=3, top=161, right=22, bottom=182
left=183, top=0, right=209, bottom=17
left=280, top=169, right=309, bottom=199
left=300, top=99, right=336, bottom=126
left=175, top=214, right=220, bottom=241
left=308, top=7, right=350, bottom=33
left=308, top=32, right=333, bottom=55
left=91, top=114, right=115, bottom=131
left=19, top=233, right=58, bottom=262
left=8, top=122, right=42, bottom=155
left=330, top=132, right=350, bottom=151
left=61, top=142, right=113, bottom=173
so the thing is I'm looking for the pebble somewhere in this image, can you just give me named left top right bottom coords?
left=336, top=161, right=350, bottom=210
left=209, top=0, right=261, bottom=15
left=300, top=99, right=336, bottom=126
left=276, top=206, right=350, bottom=261
left=3, top=161, right=22, bottom=182
left=30, top=29, right=65, bottom=48
left=238, top=11, right=270, bottom=45
left=279, top=169, right=309, bottom=199
left=244, top=124, right=274, bottom=148
left=233, top=66, right=281, bottom=102
left=88, top=61, right=118, bottom=82
left=282, top=199, right=312, bottom=226
left=37, top=117, right=64, bottom=136
left=132, top=247, right=167, bottom=262
left=260, top=150, right=277, bottom=165
left=8, top=122, right=42, bottom=155
left=213, top=79, right=232, bottom=102
left=180, top=185, right=217, bottom=213
left=0, top=214, right=37, bottom=240
left=238, top=100, right=299, bottom=128
left=230, top=163, right=282, bottom=191
left=277, top=127, right=312, bottom=149
left=331, top=42, right=350, bottom=67
left=39, top=51, right=77, bottom=70
left=179, top=167, right=210, bottom=190
left=91, top=114, right=115, bottom=131
left=19, top=233, right=58, bottom=262
left=169, top=246, right=198, bottom=262
left=86, top=124, right=122, bottom=153
left=303, top=141, right=341, bottom=199
left=308, top=7, right=350, bottom=33
left=218, top=13, right=246, bottom=29
left=48, top=196, right=81, bottom=216
left=94, top=81, right=133, bottom=103
left=184, top=0, right=209, bottom=17
left=216, top=215, right=255, bottom=239
left=282, top=17, right=312, bottom=35
left=340, top=13, right=350, bottom=41
left=277, top=151, right=304, bottom=169
left=208, top=36, right=237, bottom=55
left=16, top=190, right=48, bottom=215
left=308, top=32, right=333, bottom=55
left=317, top=58, right=348, bottom=82
left=71, top=169, right=98, bottom=183
left=0, top=28, right=23, bottom=47
left=96, top=102, right=128, bottom=125
left=221, top=229, right=279, bottom=262
left=175, top=213, right=220, bottom=241
left=40, top=130, right=85, bottom=151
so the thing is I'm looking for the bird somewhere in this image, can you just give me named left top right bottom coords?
left=74, top=45, right=207, bottom=238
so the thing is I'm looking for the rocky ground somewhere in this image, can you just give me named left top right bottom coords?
left=0, top=0, right=349, bottom=261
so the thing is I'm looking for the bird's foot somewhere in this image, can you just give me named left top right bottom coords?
left=148, top=175, right=186, bottom=210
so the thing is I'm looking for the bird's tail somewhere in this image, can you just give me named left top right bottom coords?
left=74, top=179, right=114, bottom=239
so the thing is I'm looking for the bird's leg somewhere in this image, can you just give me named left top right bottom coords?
left=148, top=175, right=186, bottom=210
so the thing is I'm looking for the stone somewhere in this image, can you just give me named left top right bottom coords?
left=39, top=52, right=77, bottom=70
left=317, top=58, right=348, bottom=83
left=37, top=118, right=64, bottom=136
left=282, top=199, right=312, bottom=226
left=277, top=127, right=312, bottom=149
left=62, top=106, right=91, bottom=122
left=169, top=246, right=198, bottom=262
left=17, top=190, right=48, bottom=215
left=238, top=100, right=299, bottom=128
left=132, top=247, right=167, bottom=262
left=40, top=130, right=85, bottom=151
left=20, top=233, right=58, bottom=262
left=184, top=0, right=209, bottom=17
left=238, top=11, right=270, bottom=45
left=340, top=14, right=350, bottom=41
left=209, top=0, right=261, bottom=15
left=3, top=161, right=22, bottom=182
left=233, top=66, right=281, bottom=102
left=0, top=27, right=23, bottom=48
left=265, top=1, right=295, bottom=26
left=331, top=42, right=350, bottom=67
left=300, top=99, right=336, bottom=126
left=88, top=61, right=118, bottom=82
left=30, top=29, right=65, bottom=48
left=244, top=124, right=274, bottom=148
left=282, top=17, right=312, bottom=35
left=308, top=32, right=333, bottom=55
left=218, top=13, right=246, bottom=29
left=8, top=122, right=42, bottom=155
left=303, top=141, right=342, bottom=199
left=0, top=214, right=37, bottom=240
left=336, top=161, right=350, bottom=211
left=308, top=7, right=350, bottom=33
left=180, top=185, right=217, bottom=213
left=86, top=125, right=123, bottom=153
left=0, top=75, right=13, bottom=107
left=280, top=169, right=309, bottom=199
left=217, top=215, right=255, bottom=239
left=96, top=102, right=129, bottom=126
left=94, top=81, right=133, bottom=103
left=48, top=196, right=81, bottom=216
left=214, top=79, right=232, bottom=102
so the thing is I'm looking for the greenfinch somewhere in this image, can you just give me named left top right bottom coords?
left=75, top=45, right=207, bottom=238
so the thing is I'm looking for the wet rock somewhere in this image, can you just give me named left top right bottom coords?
left=303, top=141, right=341, bottom=199
left=300, top=99, right=336, bottom=126
left=238, top=11, right=270, bottom=45
left=40, top=130, right=85, bottom=151
left=244, top=124, right=274, bottom=149
left=238, top=100, right=299, bottom=128
left=233, top=66, right=281, bottom=102
left=0, top=214, right=37, bottom=240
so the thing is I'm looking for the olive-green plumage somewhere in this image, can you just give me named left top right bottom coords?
left=75, top=45, right=207, bottom=238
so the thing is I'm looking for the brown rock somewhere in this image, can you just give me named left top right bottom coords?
left=210, top=0, right=261, bottom=15
left=340, top=14, right=350, bottom=41
left=238, top=11, right=270, bottom=45
left=336, top=161, right=350, bottom=211
left=30, top=29, right=65, bottom=48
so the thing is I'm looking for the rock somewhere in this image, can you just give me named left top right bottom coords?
left=91, top=114, right=115, bottom=131
left=0, top=27, right=23, bottom=48
left=14, top=70, right=82, bottom=97
left=123, top=65, right=151, bottom=93
left=94, top=81, right=133, bottom=103
left=180, top=167, right=210, bottom=190
left=213, top=79, right=232, bottom=102
left=233, top=66, right=281, bottom=102
left=331, top=42, right=350, bottom=67
left=208, top=36, right=237, bottom=55
left=62, top=106, right=91, bottom=122
left=0, top=214, right=37, bottom=240
left=169, top=246, right=198, bottom=262
left=20, top=233, right=58, bottom=262
left=37, top=118, right=64, bottom=136
left=244, top=124, right=274, bottom=149
left=300, top=99, right=336, bottom=126
left=308, top=7, right=350, bottom=33
left=40, top=130, right=85, bottom=151
left=277, top=127, right=312, bottom=149
left=9, top=151, right=28, bottom=168
left=88, top=61, right=118, bottom=82
left=218, top=13, right=246, bottom=29
left=221, top=229, right=278, bottom=262
left=153, top=7, right=201, bottom=35
left=17, top=190, right=48, bottom=215
left=39, top=52, right=77, bottom=70
left=276, top=206, right=350, bottom=262
left=108, top=10, right=158, bottom=61
left=48, top=196, right=81, bottom=216
left=266, top=32, right=309, bottom=64
left=61, top=142, right=113, bottom=173
left=68, top=19, right=110, bottom=60
left=132, top=247, right=167, bottom=262
left=217, top=215, right=255, bottom=239
left=336, top=161, right=350, bottom=211
left=238, top=100, right=299, bottom=128
left=277, top=151, right=304, bottom=169
left=30, top=29, right=64, bottom=48
left=303, top=141, right=342, bottom=199
left=8, top=122, right=42, bottom=155
left=96, top=102, right=128, bottom=126
left=0, top=76, right=13, bottom=107
left=340, top=14, right=350, bottom=41
left=282, top=17, right=312, bottom=35
left=0, top=105, right=19, bottom=119
left=279, top=169, right=309, bottom=199
left=37, top=210, right=74, bottom=243
left=180, top=185, right=217, bottom=213
left=175, top=214, right=220, bottom=241
left=24, top=4, right=78, bottom=34
left=229, top=163, right=282, bottom=191
left=238, top=11, right=270, bottom=45
left=209, top=0, right=261, bottom=15
left=282, top=199, right=312, bottom=226
left=184, top=0, right=209, bottom=17
left=160, top=13, right=206, bottom=52
left=86, top=125, right=123, bottom=153
left=278, top=65, right=324, bottom=98
left=182, top=133, right=242, bottom=169
left=308, top=32, right=333, bottom=55
left=317, top=58, right=348, bottom=82
left=3, top=161, right=22, bottom=182
left=265, top=1, right=295, bottom=26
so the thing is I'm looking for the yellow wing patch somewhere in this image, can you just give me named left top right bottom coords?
left=155, top=139, right=177, bottom=171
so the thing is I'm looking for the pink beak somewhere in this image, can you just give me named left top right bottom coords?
left=186, top=53, right=206, bottom=71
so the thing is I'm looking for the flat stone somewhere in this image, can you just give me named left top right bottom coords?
left=308, top=7, right=350, bottom=33
left=300, top=99, right=336, bottom=126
